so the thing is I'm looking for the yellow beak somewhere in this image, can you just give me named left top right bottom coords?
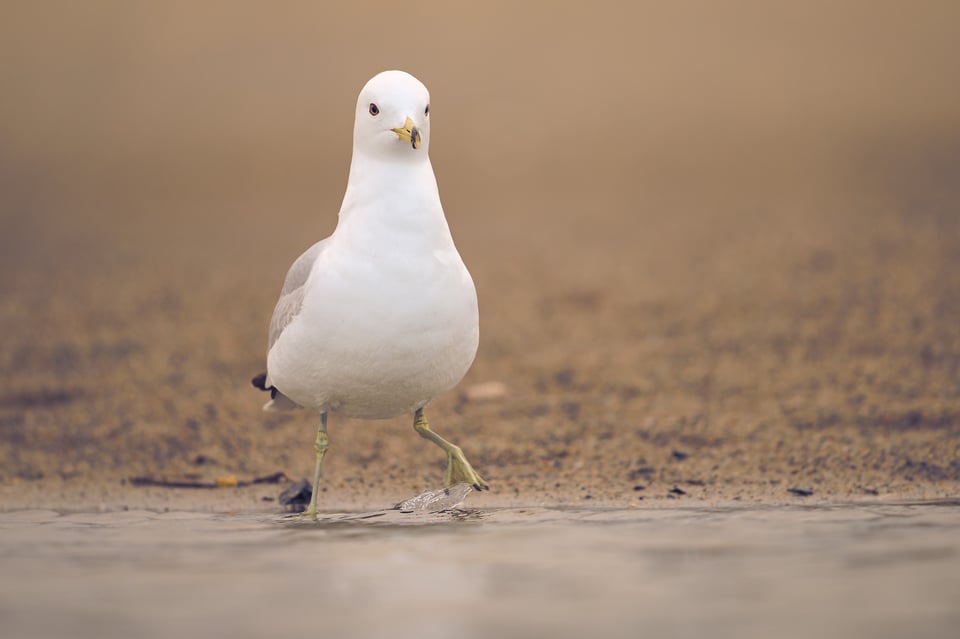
left=391, top=117, right=422, bottom=149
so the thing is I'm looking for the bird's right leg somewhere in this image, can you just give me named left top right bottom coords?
left=302, top=411, right=328, bottom=521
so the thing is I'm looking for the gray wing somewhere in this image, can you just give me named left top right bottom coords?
left=268, top=238, right=329, bottom=353
left=254, top=238, right=330, bottom=411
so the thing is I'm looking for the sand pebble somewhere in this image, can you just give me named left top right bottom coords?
left=461, top=381, right=508, bottom=402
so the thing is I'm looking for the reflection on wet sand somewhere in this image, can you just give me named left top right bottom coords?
left=1, top=503, right=958, bottom=638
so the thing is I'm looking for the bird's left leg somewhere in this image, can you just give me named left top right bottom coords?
left=302, top=411, right=328, bottom=520
left=413, top=408, right=488, bottom=490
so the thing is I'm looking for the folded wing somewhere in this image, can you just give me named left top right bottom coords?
left=253, top=238, right=330, bottom=411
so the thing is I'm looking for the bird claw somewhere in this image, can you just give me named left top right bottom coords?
left=445, top=449, right=489, bottom=491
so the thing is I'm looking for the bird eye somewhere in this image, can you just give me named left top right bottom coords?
left=424, top=104, right=430, bottom=116
left=368, top=103, right=379, bottom=116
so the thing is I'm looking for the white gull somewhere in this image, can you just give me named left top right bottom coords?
left=252, top=70, right=487, bottom=519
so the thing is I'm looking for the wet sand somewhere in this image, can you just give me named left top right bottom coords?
left=2, top=503, right=959, bottom=639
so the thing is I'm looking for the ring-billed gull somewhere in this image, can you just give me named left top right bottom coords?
left=252, top=70, right=487, bottom=519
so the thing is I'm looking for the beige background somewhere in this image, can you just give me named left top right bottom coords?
left=1, top=2, right=958, bottom=509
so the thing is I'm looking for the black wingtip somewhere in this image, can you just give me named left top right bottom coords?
left=251, top=372, right=279, bottom=399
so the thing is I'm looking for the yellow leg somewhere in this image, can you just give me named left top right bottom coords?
left=302, top=412, right=328, bottom=520
left=413, top=408, right=488, bottom=491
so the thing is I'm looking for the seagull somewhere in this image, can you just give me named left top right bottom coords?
left=251, top=70, right=487, bottom=519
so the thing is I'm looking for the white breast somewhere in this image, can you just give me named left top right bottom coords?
left=266, top=204, right=479, bottom=419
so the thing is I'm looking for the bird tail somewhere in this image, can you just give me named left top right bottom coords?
left=251, top=371, right=300, bottom=412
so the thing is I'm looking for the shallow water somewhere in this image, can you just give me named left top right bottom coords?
left=1, top=502, right=958, bottom=639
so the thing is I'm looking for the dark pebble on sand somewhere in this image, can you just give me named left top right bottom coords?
left=279, top=479, right=312, bottom=512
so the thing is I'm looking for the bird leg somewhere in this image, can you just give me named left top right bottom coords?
left=303, top=412, right=328, bottom=520
left=413, top=408, right=488, bottom=491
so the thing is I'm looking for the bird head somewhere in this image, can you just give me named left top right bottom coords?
left=353, top=70, right=432, bottom=159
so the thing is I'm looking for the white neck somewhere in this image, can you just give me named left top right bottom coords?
left=333, top=152, right=451, bottom=248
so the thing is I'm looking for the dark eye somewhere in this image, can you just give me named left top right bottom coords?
left=424, top=104, right=430, bottom=116
left=368, top=103, right=379, bottom=116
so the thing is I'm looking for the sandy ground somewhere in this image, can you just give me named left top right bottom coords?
left=1, top=3, right=959, bottom=512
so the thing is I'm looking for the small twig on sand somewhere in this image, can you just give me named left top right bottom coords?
left=128, top=471, right=289, bottom=489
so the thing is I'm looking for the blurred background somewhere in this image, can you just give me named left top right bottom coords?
left=1, top=1, right=958, bottom=504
